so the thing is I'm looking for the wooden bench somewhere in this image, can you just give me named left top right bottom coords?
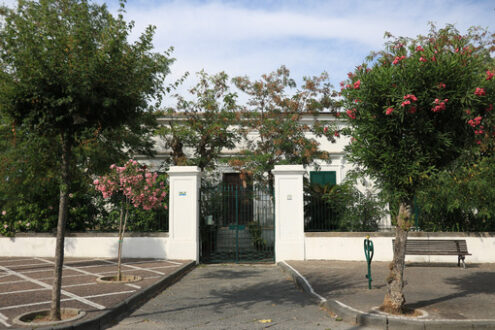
left=392, top=239, right=471, bottom=268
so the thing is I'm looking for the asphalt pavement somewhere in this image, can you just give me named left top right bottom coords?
left=109, top=264, right=358, bottom=330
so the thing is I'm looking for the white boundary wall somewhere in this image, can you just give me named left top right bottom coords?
left=2, top=232, right=495, bottom=263
left=305, top=232, right=495, bottom=263
left=0, top=234, right=169, bottom=259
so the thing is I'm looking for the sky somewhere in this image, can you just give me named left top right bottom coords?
left=1, top=0, right=495, bottom=101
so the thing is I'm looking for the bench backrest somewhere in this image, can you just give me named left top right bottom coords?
left=392, top=239, right=470, bottom=255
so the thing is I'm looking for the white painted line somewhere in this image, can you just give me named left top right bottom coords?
left=0, top=281, right=97, bottom=296
left=0, top=289, right=135, bottom=312
left=81, top=290, right=135, bottom=299
left=0, top=258, right=36, bottom=264
left=35, top=257, right=100, bottom=277
left=147, top=265, right=178, bottom=270
left=100, top=259, right=165, bottom=275
left=126, top=283, right=141, bottom=289
left=0, top=264, right=105, bottom=310
left=0, top=268, right=162, bottom=286
left=281, top=261, right=327, bottom=303
left=2, top=262, right=52, bottom=269
left=0, top=287, right=49, bottom=295
left=63, top=282, right=97, bottom=289
left=0, top=312, right=11, bottom=327
left=163, top=260, right=183, bottom=265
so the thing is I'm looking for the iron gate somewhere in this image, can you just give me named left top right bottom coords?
left=199, top=183, right=275, bottom=263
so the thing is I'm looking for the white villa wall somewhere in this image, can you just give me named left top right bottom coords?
left=0, top=234, right=169, bottom=259
left=305, top=232, right=495, bottom=263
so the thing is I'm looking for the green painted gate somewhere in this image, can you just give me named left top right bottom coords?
left=199, top=184, right=275, bottom=263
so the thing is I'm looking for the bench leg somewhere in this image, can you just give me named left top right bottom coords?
left=458, top=255, right=466, bottom=269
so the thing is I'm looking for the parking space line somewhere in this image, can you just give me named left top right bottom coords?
left=0, top=282, right=98, bottom=296
left=147, top=265, right=180, bottom=270
left=2, top=262, right=52, bottom=269
left=0, top=264, right=105, bottom=310
left=126, top=283, right=141, bottom=289
left=0, top=258, right=36, bottom=264
left=81, top=290, right=135, bottom=299
left=0, top=290, right=136, bottom=312
left=35, top=257, right=100, bottom=277
left=0, top=267, right=162, bottom=286
left=0, top=287, right=49, bottom=295
left=164, top=260, right=183, bottom=265
left=100, top=259, right=165, bottom=275
left=0, top=312, right=11, bottom=327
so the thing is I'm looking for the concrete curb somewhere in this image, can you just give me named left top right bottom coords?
left=39, top=260, right=196, bottom=330
left=278, top=261, right=495, bottom=329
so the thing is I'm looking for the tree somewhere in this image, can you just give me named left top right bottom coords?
left=94, top=159, right=167, bottom=280
left=231, top=66, right=340, bottom=187
left=0, top=0, right=171, bottom=320
left=340, top=25, right=494, bottom=313
left=156, top=70, right=241, bottom=171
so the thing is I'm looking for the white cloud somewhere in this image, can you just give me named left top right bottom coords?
left=117, top=0, right=494, bottom=90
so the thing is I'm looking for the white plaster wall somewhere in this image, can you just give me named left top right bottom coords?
left=0, top=236, right=170, bottom=259
left=305, top=235, right=495, bottom=263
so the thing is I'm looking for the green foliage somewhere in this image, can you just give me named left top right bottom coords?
left=231, top=66, right=340, bottom=186
left=416, top=155, right=495, bottom=231
left=156, top=71, right=241, bottom=171
left=0, top=0, right=171, bottom=239
left=304, top=179, right=384, bottom=232
left=340, top=25, right=494, bottom=207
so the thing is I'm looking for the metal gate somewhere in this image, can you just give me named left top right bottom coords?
left=199, top=183, right=275, bottom=263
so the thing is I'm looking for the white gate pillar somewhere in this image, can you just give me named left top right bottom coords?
left=167, top=166, right=201, bottom=262
left=273, top=165, right=305, bottom=262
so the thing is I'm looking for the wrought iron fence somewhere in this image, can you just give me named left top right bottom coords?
left=199, top=183, right=274, bottom=263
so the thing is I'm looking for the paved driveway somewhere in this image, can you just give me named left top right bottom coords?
left=110, top=264, right=356, bottom=329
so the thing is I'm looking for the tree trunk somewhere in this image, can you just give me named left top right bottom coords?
left=382, top=203, right=412, bottom=314
left=117, top=199, right=129, bottom=281
left=49, top=133, right=72, bottom=321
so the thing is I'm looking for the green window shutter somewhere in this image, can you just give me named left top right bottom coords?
left=310, top=171, right=336, bottom=186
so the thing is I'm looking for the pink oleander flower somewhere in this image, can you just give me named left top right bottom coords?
left=409, top=107, right=417, bottom=114
left=346, top=109, right=356, bottom=120
left=385, top=107, right=394, bottom=115
left=419, top=57, right=427, bottom=63
left=431, top=55, right=436, bottom=62
left=474, top=88, right=486, bottom=96
left=401, top=100, right=411, bottom=107
left=1, top=210, right=5, bottom=216
left=487, top=70, right=494, bottom=81
left=353, top=80, right=361, bottom=89
left=416, top=45, right=424, bottom=52
left=26, top=222, right=30, bottom=227
left=403, top=94, right=418, bottom=102
left=487, top=104, right=493, bottom=112
left=334, top=131, right=340, bottom=137
left=93, top=179, right=99, bottom=185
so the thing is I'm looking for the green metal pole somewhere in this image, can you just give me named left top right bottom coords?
left=235, top=185, right=239, bottom=263
left=364, top=235, right=374, bottom=289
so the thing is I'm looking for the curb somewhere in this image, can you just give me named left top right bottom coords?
left=278, top=261, right=495, bottom=329
left=40, top=260, right=196, bottom=330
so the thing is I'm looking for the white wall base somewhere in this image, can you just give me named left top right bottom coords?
left=0, top=235, right=170, bottom=259
left=305, top=233, right=495, bottom=263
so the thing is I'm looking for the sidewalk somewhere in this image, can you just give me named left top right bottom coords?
left=281, top=260, right=495, bottom=329
left=0, top=257, right=194, bottom=329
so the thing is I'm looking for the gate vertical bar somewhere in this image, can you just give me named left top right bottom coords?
left=235, top=184, right=239, bottom=263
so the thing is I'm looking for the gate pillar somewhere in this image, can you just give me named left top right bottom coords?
left=273, top=165, right=305, bottom=262
left=167, top=166, right=201, bottom=263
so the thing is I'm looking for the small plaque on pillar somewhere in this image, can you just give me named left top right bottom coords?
left=287, top=194, right=292, bottom=200
left=179, top=191, right=187, bottom=196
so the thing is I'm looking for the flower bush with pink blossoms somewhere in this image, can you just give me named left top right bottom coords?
left=94, top=159, right=168, bottom=280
